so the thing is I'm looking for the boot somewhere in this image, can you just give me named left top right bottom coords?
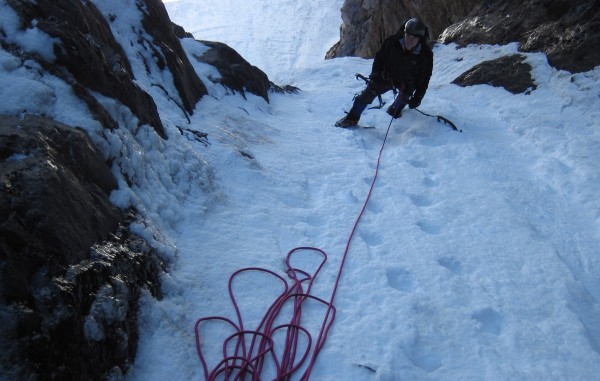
left=335, top=115, right=359, bottom=127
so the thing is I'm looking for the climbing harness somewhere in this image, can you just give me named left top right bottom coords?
left=356, top=72, right=462, bottom=132
left=195, top=117, right=396, bottom=381
left=355, top=73, right=393, bottom=109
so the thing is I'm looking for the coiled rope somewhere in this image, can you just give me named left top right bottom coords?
left=195, top=118, right=395, bottom=380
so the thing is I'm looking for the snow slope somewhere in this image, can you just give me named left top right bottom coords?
left=2, top=0, right=599, bottom=380
left=130, top=1, right=600, bottom=380
left=162, top=0, right=345, bottom=83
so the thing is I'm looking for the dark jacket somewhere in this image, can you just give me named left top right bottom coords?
left=371, top=29, right=433, bottom=102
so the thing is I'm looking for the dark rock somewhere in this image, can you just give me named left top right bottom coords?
left=270, top=83, right=301, bottom=95
left=326, top=0, right=480, bottom=59
left=172, top=22, right=195, bottom=39
left=452, top=54, right=537, bottom=94
left=327, top=0, right=600, bottom=73
left=140, top=0, right=208, bottom=114
left=5, top=0, right=167, bottom=138
left=174, top=24, right=297, bottom=101
left=192, top=40, right=273, bottom=102
left=0, top=115, right=121, bottom=273
left=0, top=115, right=163, bottom=380
left=4, top=0, right=210, bottom=138
left=439, top=0, right=600, bottom=73
left=0, top=0, right=296, bottom=379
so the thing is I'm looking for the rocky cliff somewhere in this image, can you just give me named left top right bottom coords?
left=440, top=0, right=600, bottom=73
left=0, top=0, right=278, bottom=379
left=0, top=115, right=164, bottom=380
left=3, top=0, right=204, bottom=139
left=326, top=0, right=480, bottom=59
left=327, top=0, right=600, bottom=73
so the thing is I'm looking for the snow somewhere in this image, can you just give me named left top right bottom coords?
left=1, top=0, right=599, bottom=380
left=0, top=1, right=58, bottom=62
left=162, top=0, right=346, bottom=84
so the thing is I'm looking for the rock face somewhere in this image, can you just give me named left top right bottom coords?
left=0, top=115, right=164, bottom=380
left=5, top=0, right=208, bottom=138
left=1, top=0, right=293, bottom=379
left=326, top=0, right=480, bottom=59
left=141, top=0, right=208, bottom=114
left=192, top=40, right=272, bottom=103
left=327, top=0, right=600, bottom=73
left=171, top=24, right=296, bottom=103
left=440, top=0, right=600, bottom=73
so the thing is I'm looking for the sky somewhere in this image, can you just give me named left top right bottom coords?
left=2, top=0, right=600, bottom=380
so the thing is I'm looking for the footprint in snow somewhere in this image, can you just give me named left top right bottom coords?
left=408, top=159, right=428, bottom=168
left=359, top=229, right=384, bottom=246
left=386, top=268, right=415, bottom=292
left=472, top=307, right=504, bottom=336
left=401, top=334, right=442, bottom=372
left=423, top=176, right=439, bottom=188
left=366, top=199, right=383, bottom=214
left=409, top=193, right=432, bottom=207
left=416, top=219, right=443, bottom=235
left=437, top=256, right=463, bottom=275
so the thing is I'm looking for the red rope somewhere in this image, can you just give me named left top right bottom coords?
left=195, top=119, right=394, bottom=380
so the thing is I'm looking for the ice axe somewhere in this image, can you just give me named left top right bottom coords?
left=414, top=108, right=462, bottom=132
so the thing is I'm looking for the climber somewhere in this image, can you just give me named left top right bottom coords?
left=335, top=18, right=434, bottom=127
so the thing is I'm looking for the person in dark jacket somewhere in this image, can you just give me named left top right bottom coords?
left=335, top=18, right=434, bottom=127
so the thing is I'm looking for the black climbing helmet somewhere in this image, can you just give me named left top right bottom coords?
left=404, top=18, right=427, bottom=38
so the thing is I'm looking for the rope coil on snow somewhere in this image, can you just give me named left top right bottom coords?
left=195, top=119, right=395, bottom=380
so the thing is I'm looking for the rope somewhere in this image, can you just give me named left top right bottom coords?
left=195, top=118, right=395, bottom=380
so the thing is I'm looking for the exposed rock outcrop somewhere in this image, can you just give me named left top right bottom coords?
left=170, top=24, right=298, bottom=103
left=141, top=0, right=208, bottom=113
left=1, top=0, right=294, bottom=378
left=327, top=0, right=600, bottom=73
left=193, top=40, right=272, bottom=103
left=452, top=54, right=537, bottom=94
left=326, top=0, right=480, bottom=59
left=440, top=0, right=600, bottom=73
left=0, top=115, right=164, bottom=380
left=4, top=0, right=208, bottom=139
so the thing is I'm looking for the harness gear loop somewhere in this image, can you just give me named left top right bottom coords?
left=355, top=73, right=390, bottom=109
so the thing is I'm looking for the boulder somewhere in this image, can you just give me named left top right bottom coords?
left=193, top=40, right=273, bottom=102
left=171, top=22, right=298, bottom=102
left=452, top=54, right=537, bottom=94
left=189, top=40, right=302, bottom=102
